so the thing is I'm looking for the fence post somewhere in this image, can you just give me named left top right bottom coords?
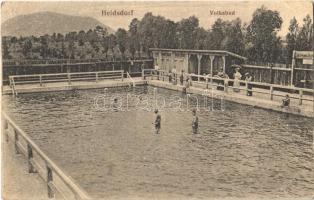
left=67, top=73, right=71, bottom=85
left=39, top=75, right=42, bottom=86
left=121, top=71, right=124, bottom=82
left=270, top=85, right=274, bottom=100
left=142, top=70, right=145, bottom=80
left=3, top=118, right=9, bottom=142
left=27, top=144, right=37, bottom=173
left=223, top=79, right=228, bottom=93
left=47, top=166, right=54, bottom=198
left=299, top=89, right=303, bottom=105
left=245, top=81, right=248, bottom=95
left=206, top=77, right=208, bottom=89
left=96, top=72, right=99, bottom=83
left=14, top=130, right=20, bottom=154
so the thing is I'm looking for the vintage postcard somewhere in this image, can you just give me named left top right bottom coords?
left=1, top=1, right=313, bottom=200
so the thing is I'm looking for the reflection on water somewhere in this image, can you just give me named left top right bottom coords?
left=3, top=86, right=314, bottom=199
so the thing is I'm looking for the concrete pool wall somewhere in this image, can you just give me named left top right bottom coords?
left=2, top=79, right=313, bottom=200
left=2, top=77, right=313, bottom=118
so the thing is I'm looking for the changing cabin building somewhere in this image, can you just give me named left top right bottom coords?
left=150, top=48, right=247, bottom=78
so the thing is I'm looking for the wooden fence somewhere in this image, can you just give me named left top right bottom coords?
left=2, top=59, right=154, bottom=85
left=241, top=64, right=313, bottom=88
left=2, top=112, right=91, bottom=200
left=144, top=69, right=314, bottom=106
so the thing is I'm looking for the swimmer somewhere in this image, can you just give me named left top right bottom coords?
left=281, top=94, right=290, bottom=108
left=192, top=108, right=199, bottom=134
left=112, top=98, right=119, bottom=111
left=154, top=109, right=161, bottom=134
left=182, top=86, right=187, bottom=94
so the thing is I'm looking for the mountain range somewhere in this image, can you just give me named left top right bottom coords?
left=2, top=11, right=114, bottom=37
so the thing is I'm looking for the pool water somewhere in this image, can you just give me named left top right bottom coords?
left=3, top=86, right=314, bottom=199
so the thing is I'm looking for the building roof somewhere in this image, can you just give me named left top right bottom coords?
left=149, top=48, right=247, bottom=60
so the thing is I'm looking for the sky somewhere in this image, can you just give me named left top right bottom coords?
left=1, top=0, right=313, bottom=37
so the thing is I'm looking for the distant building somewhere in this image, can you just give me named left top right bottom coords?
left=150, top=48, right=247, bottom=78
left=292, top=51, right=313, bottom=87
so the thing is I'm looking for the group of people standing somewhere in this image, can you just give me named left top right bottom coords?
left=213, top=66, right=254, bottom=96
left=233, top=67, right=254, bottom=96
left=155, top=64, right=254, bottom=96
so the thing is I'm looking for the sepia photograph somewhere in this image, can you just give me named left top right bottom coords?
left=1, top=1, right=313, bottom=200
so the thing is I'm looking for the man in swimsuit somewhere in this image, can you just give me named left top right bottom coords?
left=154, top=109, right=161, bottom=134
left=192, top=109, right=199, bottom=134
left=112, top=98, right=120, bottom=111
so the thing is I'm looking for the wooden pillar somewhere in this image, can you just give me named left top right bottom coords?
left=291, top=50, right=295, bottom=86
left=270, top=64, right=274, bottom=84
left=158, top=51, right=162, bottom=67
left=27, top=144, right=36, bottom=173
left=185, top=53, right=189, bottom=73
left=209, top=55, right=215, bottom=76
left=171, top=51, right=175, bottom=71
left=197, top=54, right=202, bottom=81
left=222, top=55, right=226, bottom=73
left=47, top=166, right=54, bottom=198
left=14, top=130, right=20, bottom=154
left=209, top=55, right=215, bottom=88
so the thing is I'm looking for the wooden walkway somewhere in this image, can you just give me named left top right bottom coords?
left=149, top=79, right=314, bottom=118
left=2, top=78, right=147, bottom=95
left=2, top=130, right=49, bottom=200
left=2, top=77, right=313, bottom=117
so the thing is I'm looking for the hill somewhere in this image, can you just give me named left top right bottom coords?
left=2, top=11, right=114, bottom=37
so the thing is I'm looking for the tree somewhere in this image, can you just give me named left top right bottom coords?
left=296, top=15, right=313, bottom=51
left=22, top=39, right=33, bottom=58
left=2, top=38, right=11, bottom=59
left=159, top=19, right=177, bottom=49
left=207, top=18, right=227, bottom=50
left=138, top=13, right=156, bottom=55
left=222, top=18, right=245, bottom=55
left=40, top=36, right=49, bottom=59
left=176, top=16, right=199, bottom=49
left=115, top=28, right=128, bottom=59
left=138, top=12, right=177, bottom=56
left=246, top=6, right=283, bottom=63
left=102, top=36, right=110, bottom=58
left=286, top=17, right=299, bottom=61
left=94, top=26, right=108, bottom=39
left=128, top=18, right=141, bottom=58
left=194, top=27, right=208, bottom=49
left=108, top=34, right=117, bottom=60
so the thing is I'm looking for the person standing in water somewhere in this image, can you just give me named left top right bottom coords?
left=154, top=109, right=161, bottom=134
left=192, top=109, right=199, bottom=134
left=112, top=98, right=119, bottom=111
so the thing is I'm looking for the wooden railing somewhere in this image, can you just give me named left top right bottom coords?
left=9, top=70, right=124, bottom=87
left=2, top=112, right=91, bottom=200
left=3, top=58, right=153, bottom=66
left=146, top=70, right=314, bottom=106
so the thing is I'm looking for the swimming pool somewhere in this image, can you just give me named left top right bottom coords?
left=3, top=86, right=314, bottom=199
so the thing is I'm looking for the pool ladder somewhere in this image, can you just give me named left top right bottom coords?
left=9, top=77, right=18, bottom=96
left=126, top=72, right=136, bottom=87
